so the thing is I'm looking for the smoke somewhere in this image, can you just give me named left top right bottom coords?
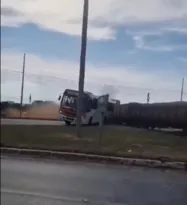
left=100, top=84, right=118, bottom=99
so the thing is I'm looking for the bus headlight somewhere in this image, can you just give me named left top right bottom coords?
left=81, top=114, right=86, bottom=118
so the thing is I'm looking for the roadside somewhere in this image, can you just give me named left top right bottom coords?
left=1, top=125, right=187, bottom=168
left=1, top=147, right=187, bottom=170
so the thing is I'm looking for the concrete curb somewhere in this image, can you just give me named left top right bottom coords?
left=1, top=147, right=187, bottom=170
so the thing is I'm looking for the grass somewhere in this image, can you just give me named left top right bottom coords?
left=1, top=125, right=187, bottom=162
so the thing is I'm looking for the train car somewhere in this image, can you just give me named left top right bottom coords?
left=106, top=99, right=121, bottom=124
left=117, top=101, right=187, bottom=130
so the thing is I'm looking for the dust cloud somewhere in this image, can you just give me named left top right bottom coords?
left=6, top=104, right=59, bottom=120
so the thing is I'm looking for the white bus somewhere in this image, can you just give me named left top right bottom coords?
left=58, top=89, right=120, bottom=125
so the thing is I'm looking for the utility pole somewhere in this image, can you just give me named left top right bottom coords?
left=98, top=95, right=109, bottom=147
left=29, top=94, right=32, bottom=104
left=76, top=0, right=89, bottom=137
left=181, top=78, right=184, bottom=101
left=20, top=53, right=26, bottom=118
left=147, top=92, right=150, bottom=104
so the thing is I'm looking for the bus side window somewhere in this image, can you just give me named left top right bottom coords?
left=86, top=99, right=91, bottom=112
left=108, top=103, right=114, bottom=112
left=91, top=99, right=97, bottom=109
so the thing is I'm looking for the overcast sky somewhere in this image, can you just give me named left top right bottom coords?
left=1, top=0, right=187, bottom=103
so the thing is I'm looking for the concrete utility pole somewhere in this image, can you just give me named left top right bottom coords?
left=29, top=94, right=32, bottom=104
left=76, top=0, right=89, bottom=137
left=97, top=95, right=109, bottom=146
left=20, top=53, right=26, bottom=118
left=147, top=92, right=150, bottom=104
left=181, top=78, right=184, bottom=101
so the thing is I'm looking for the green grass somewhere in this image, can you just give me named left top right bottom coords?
left=1, top=125, right=187, bottom=162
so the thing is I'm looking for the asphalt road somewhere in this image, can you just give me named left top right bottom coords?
left=1, top=156, right=187, bottom=205
left=1, top=118, right=64, bottom=125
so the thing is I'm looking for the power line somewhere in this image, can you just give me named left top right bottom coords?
left=2, top=68, right=186, bottom=93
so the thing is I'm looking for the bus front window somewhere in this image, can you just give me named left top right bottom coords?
left=61, top=95, right=77, bottom=110
left=61, top=92, right=91, bottom=113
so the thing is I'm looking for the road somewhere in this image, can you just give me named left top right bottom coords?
left=1, top=119, right=183, bottom=134
left=1, top=118, right=64, bottom=125
left=1, top=156, right=187, bottom=205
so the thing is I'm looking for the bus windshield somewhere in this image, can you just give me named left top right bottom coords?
left=61, top=95, right=78, bottom=110
left=60, top=90, right=91, bottom=112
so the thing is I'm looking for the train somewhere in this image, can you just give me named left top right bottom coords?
left=109, top=101, right=187, bottom=131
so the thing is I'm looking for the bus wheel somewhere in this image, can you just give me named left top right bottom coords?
left=183, top=128, right=187, bottom=136
left=65, top=121, right=71, bottom=126
left=88, top=117, right=92, bottom=126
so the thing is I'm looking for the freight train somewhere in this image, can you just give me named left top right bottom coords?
left=110, top=101, right=187, bottom=131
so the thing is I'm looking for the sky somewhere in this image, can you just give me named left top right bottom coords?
left=1, top=0, right=187, bottom=104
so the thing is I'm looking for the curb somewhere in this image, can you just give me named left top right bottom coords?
left=1, top=147, right=187, bottom=170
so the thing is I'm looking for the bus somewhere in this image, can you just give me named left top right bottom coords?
left=58, top=89, right=120, bottom=125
